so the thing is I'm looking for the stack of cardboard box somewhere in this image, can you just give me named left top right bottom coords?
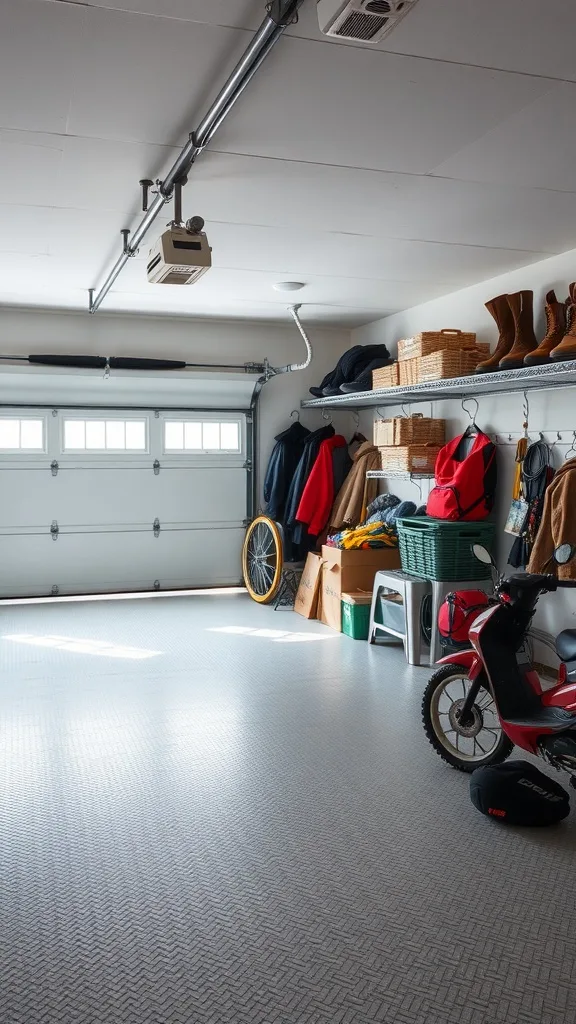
left=295, top=546, right=401, bottom=633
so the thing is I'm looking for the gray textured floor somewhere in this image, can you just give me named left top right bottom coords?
left=1, top=593, right=576, bottom=1024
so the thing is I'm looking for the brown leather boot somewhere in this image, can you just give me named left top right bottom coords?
left=524, top=290, right=567, bottom=366
left=499, top=290, right=538, bottom=370
left=551, top=282, right=576, bottom=361
left=475, top=294, right=515, bottom=373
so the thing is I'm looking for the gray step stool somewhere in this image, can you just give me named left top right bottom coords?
left=369, top=571, right=491, bottom=666
left=369, top=570, right=431, bottom=666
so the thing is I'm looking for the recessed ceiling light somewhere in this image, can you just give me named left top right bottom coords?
left=273, top=281, right=306, bottom=292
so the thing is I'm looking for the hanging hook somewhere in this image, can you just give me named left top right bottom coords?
left=321, top=410, right=332, bottom=424
left=401, top=403, right=410, bottom=418
left=410, top=474, right=423, bottom=503
left=522, top=391, right=529, bottom=437
left=565, top=431, right=576, bottom=459
left=290, top=409, right=300, bottom=421
left=352, top=410, right=360, bottom=428
left=461, top=397, right=479, bottom=425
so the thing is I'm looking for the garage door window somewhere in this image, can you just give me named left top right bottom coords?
left=63, top=418, right=147, bottom=452
left=164, top=420, right=241, bottom=453
left=0, top=418, right=44, bottom=451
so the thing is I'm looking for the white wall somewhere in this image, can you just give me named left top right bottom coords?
left=0, top=306, right=353, bottom=499
left=352, top=247, right=576, bottom=648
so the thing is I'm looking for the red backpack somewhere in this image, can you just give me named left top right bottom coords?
left=427, top=427, right=497, bottom=521
left=438, top=590, right=490, bottom=645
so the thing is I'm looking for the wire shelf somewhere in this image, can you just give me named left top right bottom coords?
left=301, top=360, right=576, bottom=410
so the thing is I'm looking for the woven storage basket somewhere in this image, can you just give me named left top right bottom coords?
left=397, top=329, right=477, bottom=361
left=394, top=415, right=445, bottom=446
left=372, top=363, right=399, bottom=389
left=379, top=445, right=440, bottom=474
left=397, top=517, right=496, bottom=582
left=399, top=346, right=490, bottom=386
left=373, top=419, right=395, bottom=446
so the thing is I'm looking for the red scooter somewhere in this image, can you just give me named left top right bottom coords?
left=422, top=543, right=576, bottom=781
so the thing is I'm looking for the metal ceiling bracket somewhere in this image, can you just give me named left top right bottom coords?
left=50, top=520, right=59, bottom=541
left=153, top=580, right=161, bottom=591
left=139, top=179, right=154, bottom=212
left=267, top=0, right=302, bottom=25
left=50, top=460, right=59, bottom=476
left=153, top=459, right=160, bottom=475
left=121, top=229, right=132, bottom=256
left=51, top=585, right=60, bottom=596
left=153, top=518, right=161, bottom=538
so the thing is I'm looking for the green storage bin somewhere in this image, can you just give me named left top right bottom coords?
left=341, top=593, right=372, bottom=640
left=396, top=517, right=495, bottom=582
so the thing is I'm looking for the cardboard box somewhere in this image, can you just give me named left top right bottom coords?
left=320, top=546, right=401, bottom=631
left=294, top=552, right=324, bottom=619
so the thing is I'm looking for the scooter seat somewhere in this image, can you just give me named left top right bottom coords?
left=556, top=629, right=576, bottom=663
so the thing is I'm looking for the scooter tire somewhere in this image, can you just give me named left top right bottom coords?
left=422, top=664, right=514, bottom=773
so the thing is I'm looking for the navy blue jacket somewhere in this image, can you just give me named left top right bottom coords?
left=264, top=421, right=311, bottom=523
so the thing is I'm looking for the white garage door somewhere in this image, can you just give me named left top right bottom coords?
left=0, top=407, right=248, bottom=598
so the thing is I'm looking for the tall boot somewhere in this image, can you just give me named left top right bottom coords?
left=550, top=283, right=576, bottom=361
left=475, top=294, right=515, bottom=373
left=524, top=290, right=567, bottom=366
left=499, top=290, right=538, bottom=370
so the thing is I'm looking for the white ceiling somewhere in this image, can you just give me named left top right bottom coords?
left=0, top=0, right=575, bottom=326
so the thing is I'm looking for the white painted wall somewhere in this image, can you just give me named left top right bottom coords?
left=352, top=247, right=576, bottom=649
left=0, top=306, right=353, bottom=499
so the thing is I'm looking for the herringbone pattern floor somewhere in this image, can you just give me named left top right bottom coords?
left=1, top=593, right=575, bottom=1023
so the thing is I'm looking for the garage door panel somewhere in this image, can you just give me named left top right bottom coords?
left=0, top=466, right=246, bottom=529
left=0, top=528, right=244, bottom=597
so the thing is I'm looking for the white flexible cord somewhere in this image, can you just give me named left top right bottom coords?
left=271, top=304, right=313, bottom=374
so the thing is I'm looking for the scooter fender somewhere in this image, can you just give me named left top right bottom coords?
left=436, top=649, right=484, bottom=680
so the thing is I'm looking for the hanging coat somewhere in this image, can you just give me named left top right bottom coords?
left=264, top=420, right=311, bottom=522
left=528, top=458, right=576, bottom=579
left=296, top=434, right=348, bottom=537
left=284, top=425, right=335, bottom=557
left=329, top=442, right=380, bottom=531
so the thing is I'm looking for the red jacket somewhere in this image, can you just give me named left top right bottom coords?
left=296, top=435, right=348, bottom=536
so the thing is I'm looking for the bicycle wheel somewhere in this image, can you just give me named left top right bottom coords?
left=242, top=516, right=284, bottom=604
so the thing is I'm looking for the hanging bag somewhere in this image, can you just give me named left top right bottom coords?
left=427, top=427, right=497, bottom=521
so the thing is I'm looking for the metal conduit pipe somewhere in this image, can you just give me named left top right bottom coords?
left=89, top=0, right=305, bottom=314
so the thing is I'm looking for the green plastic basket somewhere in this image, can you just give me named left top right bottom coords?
left=397, top=517, right=495, bottom=582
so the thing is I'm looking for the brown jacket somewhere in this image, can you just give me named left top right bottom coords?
left=329, top=442, right=380, bottom=531
left=528, top=458, right=576, bottom=579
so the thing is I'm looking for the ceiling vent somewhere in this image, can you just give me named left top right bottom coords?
left=317, top=0, right=419, bottom=43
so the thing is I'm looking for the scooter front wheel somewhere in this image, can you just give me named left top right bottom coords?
left=422, top=664, right=513, bottom=773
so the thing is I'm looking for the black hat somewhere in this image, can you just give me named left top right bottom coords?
left=470, top=760, right=570, bottom=827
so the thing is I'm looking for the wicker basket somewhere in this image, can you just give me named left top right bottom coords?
left=379, top=445, right=440, bottom=474
left=397, top=329, right=477, bottom=361
left=399, top=346, right=490, bottom=386
left=394, top=414, right=446, bottom=446
left=373, top=419, right=395, bottom=446
left=372, top=363, right=399, bottom=389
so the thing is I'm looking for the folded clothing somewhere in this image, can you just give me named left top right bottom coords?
left=327, top=520, right=399, bottom=550
left=339, top=357, right=394, bottom=394
left=310, top=344, right=391, bottom=397
left=367, top=493, right=400, bottom=517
